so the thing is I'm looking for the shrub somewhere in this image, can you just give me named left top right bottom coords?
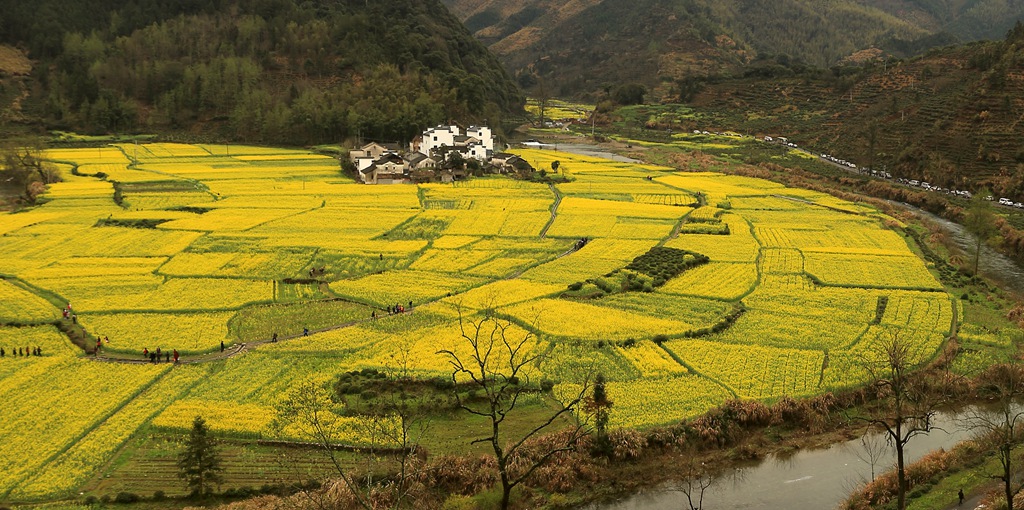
left=608, top=429, right=648, bottom=460
left=594, top=278, right=616, bottom=293
left=100, top=495, right=111, bottom=505
left=567, top=281, right=584, bottom=291
left=83, top=496, right=98, bottom=505
left=441, top=495, right=476, bottom=510
left=652, top=334, right=669, bottom=345
left=540, top=379, right=555, bottom=392
left=113, top=492, right=139, bottom=504
left=432, top=377, right=455, bottom=390
left=152, top=490, right=165, bottom=501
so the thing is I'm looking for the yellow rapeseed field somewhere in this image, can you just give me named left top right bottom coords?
left=0, top=143, right=958, bottom=500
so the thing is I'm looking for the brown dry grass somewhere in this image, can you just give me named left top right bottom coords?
left=0, top=45, right=31, bottom=75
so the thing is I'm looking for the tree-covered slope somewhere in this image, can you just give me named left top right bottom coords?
left=0, top=0, right=523, bottom=144
left=857, top=0, right=1024, bottom=42
left=443, top=0, right=1024, bottom=97
left=679, top=25, right=1024, bottom=201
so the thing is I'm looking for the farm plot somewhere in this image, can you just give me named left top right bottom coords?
left=804, top=253, right=942, bottom=290
left=0, top=143, right=965, bottom=497
left=0, top=280, right=60, bottom=324
left=329, top=270, right=487, bottom=307
left=666, top=339, right=823, bottom=399
left=659, top=262, right=757, bottom=300
left=501, top=298, right=695, bottom=341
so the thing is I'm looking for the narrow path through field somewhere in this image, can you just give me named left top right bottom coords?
left=538, top=183, right=562, bottom=239
left=89, top=311, right=393, bottom=365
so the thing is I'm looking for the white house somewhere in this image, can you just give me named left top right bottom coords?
left=466, top=126, right=494, bottom=153
left=419, top=126, right=461, bottom=156
left=418, top=125, right=494, bottom=162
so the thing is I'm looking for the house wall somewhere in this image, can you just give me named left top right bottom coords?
left=466, top=127, right=494, bottom=152
left=421, top=126, right=460, bottom=155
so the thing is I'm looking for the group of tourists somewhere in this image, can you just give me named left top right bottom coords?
left=142, top=347, right=179, bottom=364
left=62, top=303, right=77, bottom=323
left=0, top=346, right=43, bottom=357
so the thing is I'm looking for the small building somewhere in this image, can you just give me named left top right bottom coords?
left=359, top=153, right=408, bottom=184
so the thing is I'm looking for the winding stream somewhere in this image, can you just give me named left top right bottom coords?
left=584, top=408, right=984, bottom=510
left=907, top=205, right=1024, bottom=291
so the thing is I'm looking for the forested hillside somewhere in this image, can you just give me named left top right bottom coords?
left=444, top=0, right=1024, bottom=97
left=0, top=0, right=523, bottom=144
left=858, top=0, right=1024, bottom=42
left=678, top=24, right=1024, bottom=201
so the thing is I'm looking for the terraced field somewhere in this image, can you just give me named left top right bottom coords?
left=0, top=143, right=954, bottom=501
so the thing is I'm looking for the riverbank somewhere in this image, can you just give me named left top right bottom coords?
left=532, top=128, right=1024, bottom=510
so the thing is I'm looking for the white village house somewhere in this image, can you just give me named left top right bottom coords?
left=353, top=125, right=503, bottom=184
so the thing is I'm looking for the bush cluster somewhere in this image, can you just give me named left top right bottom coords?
left=625, top=247, right=709, bottom=287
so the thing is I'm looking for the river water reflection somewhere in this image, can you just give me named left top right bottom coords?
left=585, top=409, right=983, bottom=510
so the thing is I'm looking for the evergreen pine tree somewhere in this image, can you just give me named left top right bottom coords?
left=178, top=416, right=223, bottom=497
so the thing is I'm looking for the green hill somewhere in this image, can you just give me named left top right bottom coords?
left=443, top=0, right=1024, bottom=97
left=0, top=0, right=523, bottom=144
left=646, top=24, right=1024, bottom=202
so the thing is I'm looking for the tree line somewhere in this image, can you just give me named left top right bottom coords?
left=2, top=0, right=523, bottom=144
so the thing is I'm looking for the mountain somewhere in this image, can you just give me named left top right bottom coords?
left=668, top=24, right=1024, bottom=201
left=443, top=0, right=1024, bottom=97
left=859, top=0, right=1024, bottom=42
left=0, top=0, right=523, bottom=145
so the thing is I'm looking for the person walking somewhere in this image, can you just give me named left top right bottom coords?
left=220, top=340, right=225, bottom=352
left=173, top=349, right=179, bottom=364
left=958, top=488, right=964, bottom=506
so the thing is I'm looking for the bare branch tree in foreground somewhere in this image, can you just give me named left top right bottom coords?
left=438, top=309, right=590, bottom=510
left=966, top=362, right=1024, bottom=510
left=856, top=332, right=943, bottom=510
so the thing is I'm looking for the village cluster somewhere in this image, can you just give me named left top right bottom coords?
left=349, top=125, right=532, bottom=184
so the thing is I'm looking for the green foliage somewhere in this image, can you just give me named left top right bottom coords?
left=2, top=0, right=522, bottom=143
left=964, top=188, right=999, bottom=274
left=613, top=83, right=647, bottom=106
left=625, top=247, right=709, bottom=287
left=177, top=416, right=223, bottom=497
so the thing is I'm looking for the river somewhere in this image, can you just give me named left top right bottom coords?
left=584, top=408, right=987, bottom=510
left=905, top=205, right=1024, bottom=291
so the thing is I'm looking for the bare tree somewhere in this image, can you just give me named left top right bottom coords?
left=851, top=428, right=888, bottom=483
left=965, top=362, right=1024, bottom=510
left=274, top=358, right=432, bottom=510
left=437, top=309, right=590, bottom=510
left=856, top=331, right=942, bottom=510
left=1, top=142, right=61, bottom=203
left=272, top=377, right=373, bottom=510
left=671, top=455, right=717, bottom=510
